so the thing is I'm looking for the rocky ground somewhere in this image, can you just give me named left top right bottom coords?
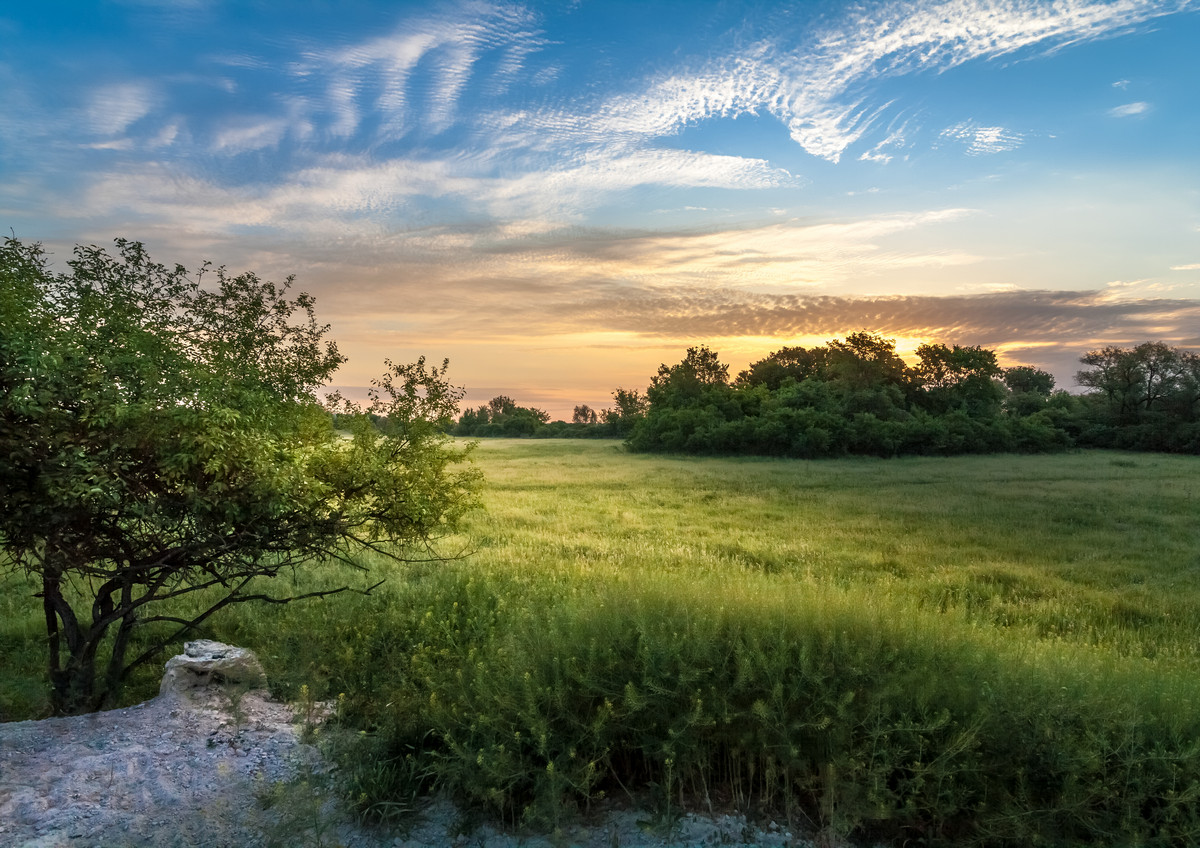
left=0, top=645, right=816, bottom=848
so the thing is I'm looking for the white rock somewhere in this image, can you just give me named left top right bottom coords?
left=159, top=640, right=267, bottom=697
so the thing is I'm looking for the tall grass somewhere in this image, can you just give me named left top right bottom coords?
left=4, top=441, right=1199, bottom=845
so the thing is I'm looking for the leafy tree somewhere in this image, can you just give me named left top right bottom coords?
left=611, top=387, right=649, bottom=419
left=626, top=336, right=1084, bottom=457
left=825, top=332, right=912, bottom=391
left=572, top=404, right=598, bottom=425
left=1077, top=343, right=1191, bottom=421
left=1002, top=366, right=1057, bottom=417
left=651, top=346, right=729, bottom=391
left=487, top=395, right=518, bottom=419
left=0, top=237, right=481, bottom=714
left=1075, top=342, right=1200, bottom=451
left=499, top=406, right=549, bottom=436
left=1076, top=345, right=1149, bottom=423
left=735, top=346, right=828, bottom=390
left=455, top=395, right=550, bottom=437
left=914, top=343, right=1004, bottom=417
left=1003, top=365, right=1056, bottom=397
left=630, top=349, right=740, bottom=451
left=1164, top=352, right=1200, bottom=423
left=455, top=405, right=490, bottom=434
left=601, top=388, right=649, bottom=436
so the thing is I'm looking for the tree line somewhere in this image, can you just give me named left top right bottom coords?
left=455, top=333, right=1200, bottom=455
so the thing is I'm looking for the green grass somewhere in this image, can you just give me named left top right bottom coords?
left=458, top=441, right=1200, bottom=662
left=4, top=441, right=1200, bottom=845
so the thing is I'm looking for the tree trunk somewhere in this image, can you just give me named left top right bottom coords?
left=42, top=551, right=103, bottom=715
left=101, top=610, right=138, bottom=711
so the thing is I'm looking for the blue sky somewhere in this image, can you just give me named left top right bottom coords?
left=3, top=0, right=1199, bottom=418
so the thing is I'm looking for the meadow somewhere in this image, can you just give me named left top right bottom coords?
left=3, top=440, right=1200, bottom=846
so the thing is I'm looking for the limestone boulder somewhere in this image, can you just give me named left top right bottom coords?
left=159, top=639, right=267, bottom=697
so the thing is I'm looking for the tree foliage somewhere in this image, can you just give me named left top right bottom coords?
left=0, top=237, right=481, bottom=713
left=628, top=336, right=1075, bottom=456
left=625, top=335, right=1200, bottom=457
left=571, top=404, right=598, bottom=425
left=1075, top=342, right=1200, bottom=450
left=734, top=345, right=827, bottom=390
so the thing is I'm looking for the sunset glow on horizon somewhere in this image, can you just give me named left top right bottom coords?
left=4, top=0, right=1199, bottom=420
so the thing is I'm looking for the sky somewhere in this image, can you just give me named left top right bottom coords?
left=3, top=0, right=1199, bottom=420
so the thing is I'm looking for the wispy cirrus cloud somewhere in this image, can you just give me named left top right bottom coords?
left=1109, top=101, right=1151, bottom=117
left=464, top=209, right=981, bottom=293
left=36, top=0, right=1192, bottom=237
left=69, top=144, right=799, bottom=239
left=487, top=149, right=798, bottom=219
left=939, top=122, right=1026, bottom=155
left=211, top=114, right=306, bottom=154
left=301, top=1, right=544, bottom=141
left=513, top=0, right=1190, bottom=164
left=87, top=81, right=161, bottom=136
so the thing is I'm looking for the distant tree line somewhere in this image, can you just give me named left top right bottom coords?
left=452, top=334, right=1200, bottom=455
left=454, top=395, right=551, bottom=437
left=451, top=389, right=648, bottom=439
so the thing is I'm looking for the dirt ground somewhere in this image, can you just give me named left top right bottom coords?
left=0, top=682, right=813, bottom=848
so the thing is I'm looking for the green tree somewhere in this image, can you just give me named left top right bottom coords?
left=631, top=348, right=738, bottom=452
left=1075, top=342, right=1200, bottom=451
left=914, top=343, right=1005, bottom=417
left=1076, top=345, right=1148, bottom=423
left=602, top=388, right=648, bottom=436
left=0, top=237, right=481, bottom=714
left=572, top=404, right=598, bottom=425
left=1002, top=365, right=1056, bottom=397
left=735, top=346, right=828, bottom=390
left=826, top=332, right=912, bottom=391
left=488, top=395, right=518, bottom=419
left=654, top=346, right=728, bottom=387
left=1002, top=365, right=1056, bottom=417
left=455, top=405, right=489, bottom=435
left=460, top=396, right=550, bottom=437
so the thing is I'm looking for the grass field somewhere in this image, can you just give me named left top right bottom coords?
left=4, top=440, right=1200, bottom=846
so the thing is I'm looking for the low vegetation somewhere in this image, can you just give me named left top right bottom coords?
left=5, top=440, right=1199, bottom=846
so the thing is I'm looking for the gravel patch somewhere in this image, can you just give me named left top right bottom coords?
left=1, top=686, right=818, bottom=848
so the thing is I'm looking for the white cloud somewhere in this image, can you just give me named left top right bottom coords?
left=489, top=149, right=799, bottom=218
left=859, top=119, right=914, bottom=164
left=88, top=81, right=159, bottom=136
left=72, top=143, right=799, bottom=240
left=85, top=139, right=135, bottom=151
left=145, top=121, right=181, bottom=149
left=212, top=117, right=294, bottom=153
left=1171, top=263, right=1200, bottom=271
left=1109, top=101, right=1151, bottom=117
left=940, top=121, right=1026, bottom=155
left=306, top=2, right=544, bottom=141
left=510, top=0, right=1186, bottom=163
